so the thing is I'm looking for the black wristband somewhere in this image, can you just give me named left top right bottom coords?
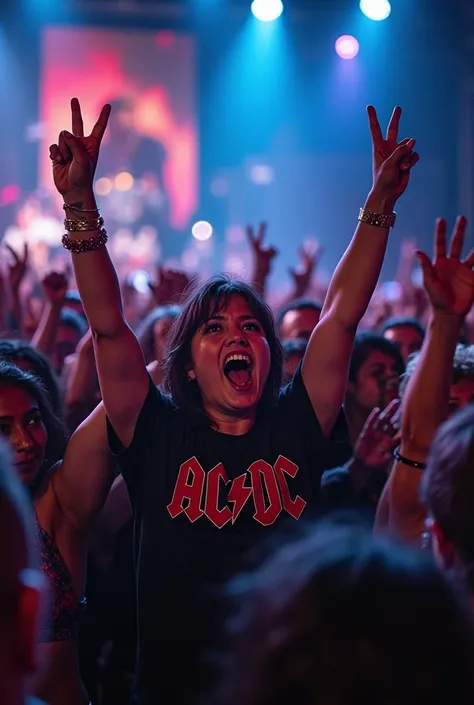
left=393, top=447, right=426, bottom=470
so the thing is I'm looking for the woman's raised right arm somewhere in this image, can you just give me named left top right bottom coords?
left=50, top=98, right=149, bottom=448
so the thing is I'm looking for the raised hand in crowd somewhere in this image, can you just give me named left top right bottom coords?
left=4, top=242, right=28, bottom=335
left=31, top=267, right=71, bottom=363
left=42, top=268, right=70, bottom=304
left=320, top=397, right=401, bottom=520
left=50, top=97, right=149, bottom=448
left=368, top=105, right=419, bottom=197
left=288, top=241, right=322, bottom=299
left=416, top=217, right=474, bottom=318
left=246, top=221, right=278, bottom=296
left=375, top=216, right=474, bottom=542
left=5, top=241, right=29, bottom=292
left=149, top=265, right=191, bottom=305
left=50, top=99, right=110, bottom=198
left=302, top=105, right=418, bottom=438
left=354, top=399, right=400, bottom=472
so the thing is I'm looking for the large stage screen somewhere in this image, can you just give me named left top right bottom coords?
left=40, top=26, right=197, bottom=236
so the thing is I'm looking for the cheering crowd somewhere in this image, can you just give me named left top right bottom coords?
left=1, top=98, right=474, bottom=705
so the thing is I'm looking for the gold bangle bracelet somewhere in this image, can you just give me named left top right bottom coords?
left=64, top=216, right=104, bottom=232
left=358, top=208, right=396, bottom=229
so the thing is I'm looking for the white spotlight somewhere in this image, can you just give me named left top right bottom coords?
left=251, top=0, right=284, bottom=22
left=360, top=0, right=391, bottom=21
left=192, top=220, right=213, bottom=241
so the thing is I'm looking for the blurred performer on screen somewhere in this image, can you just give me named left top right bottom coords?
left=97, top=97, right=170, bottom=236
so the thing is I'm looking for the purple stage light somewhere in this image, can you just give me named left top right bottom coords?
left=335, top=35, right=359, bottom=60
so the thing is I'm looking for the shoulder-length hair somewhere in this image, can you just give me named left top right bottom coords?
left=162, top=276, right=282, bottom=424
left=0, top=362, right=68, bottom=487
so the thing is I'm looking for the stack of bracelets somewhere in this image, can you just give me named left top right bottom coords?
left=62, top=203, right=108, bottom=254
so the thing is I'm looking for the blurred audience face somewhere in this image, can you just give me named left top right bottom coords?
left=0, top=386, right=47, bottom=487
left=279, top=307, right=320, bottom=342
left=347, top=349, right=400, bottom=411
left=0, top=441, right=46, bottom=705
left=448, top=378, right=474, bottom=416
left=384, top=324, right=423, bottom=363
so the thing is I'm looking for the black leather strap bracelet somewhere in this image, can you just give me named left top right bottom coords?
left=393, top=447, right=426, bottom=470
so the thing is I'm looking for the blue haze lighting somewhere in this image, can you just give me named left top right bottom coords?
left=359, top=0, right=391, bottom=21
left=251, top=0, right=284, bottom=22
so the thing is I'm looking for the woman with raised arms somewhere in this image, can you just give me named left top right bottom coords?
left=49, top=98, right=418, bottom=705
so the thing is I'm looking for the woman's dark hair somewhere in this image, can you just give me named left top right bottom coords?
left=136, top=305, right=182, bottom=364
left=422, top=405, right=474, bottom=593
left=0, top=340, right=62, bottom=417
left=349, top=332, right=405, bottom=382
left=163, top=276, right=282, bottom=424
left=213, top=524, right=474, bottom=705
left=0, top=362, right=68, bottom=491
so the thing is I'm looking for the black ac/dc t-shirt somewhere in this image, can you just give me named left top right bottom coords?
left=107, top=365, right=350, bottom=705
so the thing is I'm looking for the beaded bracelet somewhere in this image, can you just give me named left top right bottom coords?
left=62, top=228, right=108, bottom=254
left=64, top=216, right=104, bottom=232
left=393, top=447, right=426, bottom=470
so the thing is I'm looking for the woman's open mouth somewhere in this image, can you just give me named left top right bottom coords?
left=223, top=352, right=253, bottom=391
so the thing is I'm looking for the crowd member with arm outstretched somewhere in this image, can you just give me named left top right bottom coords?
left=50, top=98, right=417, bottom=705
left=375, top=217, right=474, bottom=542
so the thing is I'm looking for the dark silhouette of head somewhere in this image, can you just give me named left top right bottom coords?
left=422, top=405, right=474, bottom=594
left=213, top=524, right=474, bottom=705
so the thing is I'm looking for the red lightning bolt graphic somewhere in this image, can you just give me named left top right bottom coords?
left=228, top=473, right=252, bottom=524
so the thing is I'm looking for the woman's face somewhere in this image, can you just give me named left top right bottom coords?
left=348, top=349, right=400, bottom=411
left=189, top=295, right=271, bottom=419
left=0, top=386, right=47, bottom=486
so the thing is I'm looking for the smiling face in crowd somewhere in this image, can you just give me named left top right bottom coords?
left=0, top=385, right=47, bottom=487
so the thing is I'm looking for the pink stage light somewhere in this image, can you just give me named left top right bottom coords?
left=335, top=35, right=360, bottom=60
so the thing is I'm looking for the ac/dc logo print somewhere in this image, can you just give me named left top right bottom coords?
left=167, top=455, right=307, bottom=527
